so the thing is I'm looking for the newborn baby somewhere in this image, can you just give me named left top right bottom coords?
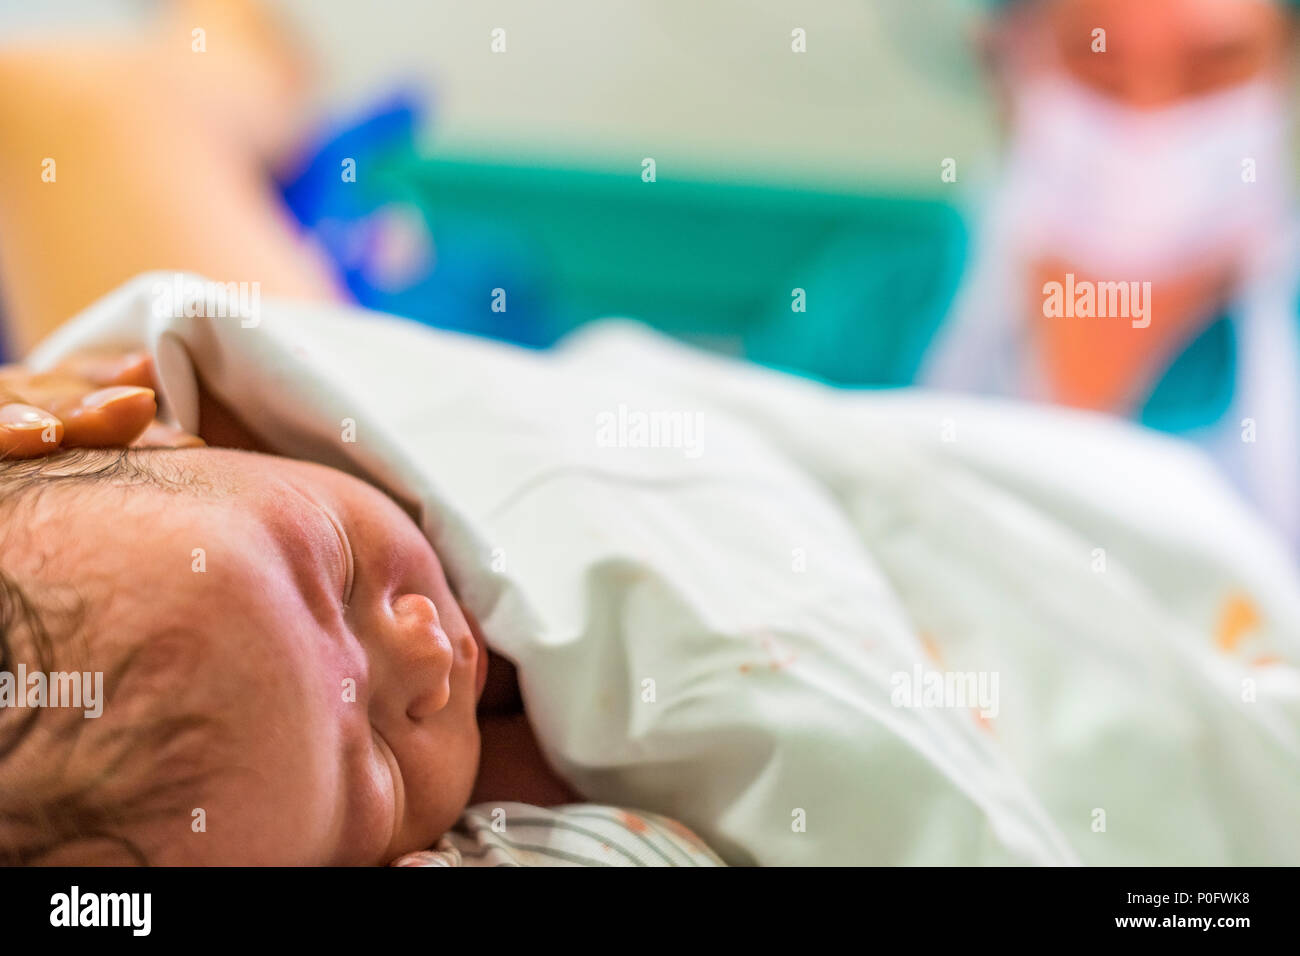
left=0, top=362, right=579, bottom=864
left=9, top=281, right=1299, bottom=867
left=2, top=445, right=479, bottom=864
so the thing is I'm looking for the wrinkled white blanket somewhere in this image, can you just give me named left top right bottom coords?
left=32, top=274, right=1300, bottom=865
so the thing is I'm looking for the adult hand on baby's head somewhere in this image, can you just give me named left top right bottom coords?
left=0, top=350, right=204, bottom=458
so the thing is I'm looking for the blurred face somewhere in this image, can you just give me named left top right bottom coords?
left=18, top=448, right=486, bottom=865
left=997, top=0, right=1291, bottom=107
left=991, top=0, right=1294, bottom=285
left=1051, top=0, right=1290, bottom=107
left=980, top=0, right=1297, bottom=410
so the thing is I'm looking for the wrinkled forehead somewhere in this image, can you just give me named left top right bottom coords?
left=2, top=447, right=361, bottom=659
left=0, top=452, right=272, bottom=639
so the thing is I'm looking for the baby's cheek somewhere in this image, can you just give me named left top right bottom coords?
left=396, top=717, right=481, bottom=854
left=332, top=737, right=400, bottom=865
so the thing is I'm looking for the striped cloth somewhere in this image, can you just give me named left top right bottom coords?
left=392, top=803, right=725, bottom=867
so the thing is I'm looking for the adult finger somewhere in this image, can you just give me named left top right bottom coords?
left=53, top=350, right=156, bottom=388
left=55, top=386, right=157, bottom=448
left=0, top=403, right=64, bottom=458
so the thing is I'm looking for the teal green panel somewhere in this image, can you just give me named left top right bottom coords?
left=394, top=156, right=966, bottom=377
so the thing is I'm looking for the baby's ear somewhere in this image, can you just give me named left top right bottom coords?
left=30, top=835, right=146, bottom=866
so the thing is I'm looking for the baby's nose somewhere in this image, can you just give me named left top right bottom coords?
left=387, top=592, right=454, bottom=719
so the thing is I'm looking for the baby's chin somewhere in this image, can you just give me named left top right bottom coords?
left=385, top=731, right=482, bottom=864
left=382, top=802, right=467, bottom=865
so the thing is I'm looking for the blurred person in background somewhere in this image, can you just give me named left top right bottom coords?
left=923, top=0, right=1300, bottom=547
left=0, top=0, right=339, bottom=355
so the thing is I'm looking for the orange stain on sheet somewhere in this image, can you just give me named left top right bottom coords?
left=740, top=631, right=797, bottom=673
left=917, top=630, right=943, bottom=665
left=619, top=812, right=649, bottom=834
left=760, top=634, right=797, bottom=671
left=1215, top=593, right=1261, bottom=654
left=665, top=818, right=696, bottom=839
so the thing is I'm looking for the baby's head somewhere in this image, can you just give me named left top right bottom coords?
left=0, top=446, right=485, bottom=865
